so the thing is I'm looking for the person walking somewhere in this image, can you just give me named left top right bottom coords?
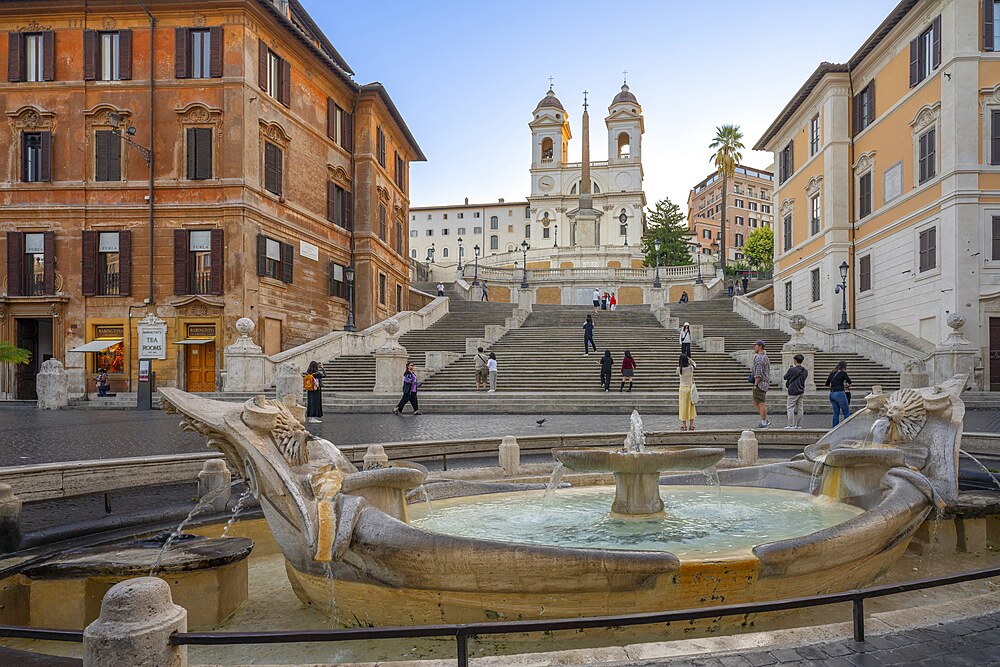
left=727, top=280, right=735, bottom=298
left=783, top=354, right=808, bottom=429
left=601, top=291, right=610, bottom=310
left=609, top=293, right=617, bottom=311
left=679, top=322, right=693, bottom=359
left=393, top=362, right=422, bottom=415
left=436, top=282, right=445, bottom=296
left=592, top=288, right=601, bottom=312
left=677, top=354, right=698, bottom=431
left=474, top=346, right=489, bottom=391
left=304, top=360, right=325, bottom=423
left=620, top=350, right=636, bottom=392
left=481, top=280, right=489, bottom=301
left=741, top=275, right=749, bottom=296
left=825, top=360, right=853, bottom=427
left=583, top=314, right=597, bottom=355
left=750, top=340, right=771, bottom=428
left=487, top=352, right=498, bottom=393
left=599, top=350, right=614, bottom=391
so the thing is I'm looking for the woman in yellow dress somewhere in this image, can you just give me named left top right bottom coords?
left=677, top=354, right=698, bottom=431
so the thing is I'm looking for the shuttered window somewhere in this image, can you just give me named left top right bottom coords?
left=326, top=97, right=352, bottom=150
left=395, top=221, right=403, bottom=255
left=859, top=255, right=872, bottom=292
left=328, top=261, right=346, bottom=299
left=83, top=230, right=130, bottom=296
left=22, top=131, right=51, bottom=182
left=918, top=128, right=937, bottom=184
left=919, top=228, right=937, bottom=273
left=859, top=172, right=872, bottom=219
left=173, top=229, right=222, bottom=295
left=259, top=41, right=290, bottom=106
left=909, top=16, right=941, bottom=87
left=84, top=30, right=130, bottom=81
left=852, top=81, right=875, bottom=136
left=256, top=234, right=293, bottom=284
left=186, top=128, right=212, bottom=180
left=992, top=216, right=1000, bottom=260
left=810, top=194, right=821, bottom=235
left=175, top=27, right=223, bottom=79
left=378, top=204, right=387, bottom=241
left=809, top=115, right=820, bottom=156
left=778, top=141, right=794, bottom=184
left=95, top=130, right=121, bottom=182
left=394, top=151, right=406, bottom=192
left=263, top=142, right=282, bottom=196
left=992, top=110, right=1000, bottom=165
left=378, top=273, right=387, bottom=305
left=986, top=0, right=999, bottom=51
left=782, top=215, right=792, bottom=251
left=376, top=127, right=386, bottom=167
left=10, top=231, right=54, bottom=296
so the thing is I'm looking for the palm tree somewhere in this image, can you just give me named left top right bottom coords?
left=709, top=124, right=745, bottom=273
left=0, top=341, right=31, bottom=364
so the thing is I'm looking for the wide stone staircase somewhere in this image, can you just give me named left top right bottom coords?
left=670, top=297, right=900, bottom=393
left=323, top=288, right=514, bottom=392
left=419, top=305, right=753, bottom=392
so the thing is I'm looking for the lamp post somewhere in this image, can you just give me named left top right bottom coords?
left=553, top=224, right=558, bottom=248
left=108, top=111, right=154, bottom=305
left=836, top=260, right=851, bottom=330
left=457, top=236, right=463, bottom=272
left=653, top=237, right=661, bottom=288
left=344, top=265, right=356, bottom=332
left=472, top=245, right=480, bottom=286
left=619, top=211, right=628, bottom=246
left=520, top=240, right=530, bottom=289
left=690, top=243, right=704, bottom=285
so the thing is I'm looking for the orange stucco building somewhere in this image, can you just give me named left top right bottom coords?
left=686, top=165, right=775, bottom=263
left=0, top=0, right=424, bottom=399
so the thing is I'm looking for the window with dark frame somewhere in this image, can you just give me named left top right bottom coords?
left=256, top=39, right=290, bottom=106
left=992, top=109, right=1000, bottom=165
left=189, top=230, right=213, bottom=294
left=490, top=215, right=499, bottom=230
left=918, top=127, right=936, bottom=184
left=186, top=128, right=212, bottom=180
left=992, top=215, right=1000, bottom=260
left=23, top=233, right=46, bottom=296
left=175, top=27, right=222, bottom=80
left=378, top=203, right=387, bottom=241
left=783, top=214, right=792, bottom=251
left=860, top=254, right=872, bottom=292
left=326, top=97, right=352, bottom=151
left=809, top=114, right=820, bottom=155
left=22, top=131, right=48, bottom=182
left=263, top=141, right=282, bottom=196
left=810, top=268, right=820, bottom=303
left=490, top=235, right=499, bottom=250
left=173, top=229, right=222, bottom=295
left=328, top=261, right=346, bottom=299
left=394, top=151, right=406, bottom=192
left=256, top=234, right=293, bottom=284
left=853, top=81, right=875, bottom=135
left=987, top=0, right=1000, bottom=51
left=7, top=30, right=54, bottom=83
left=779, top=141, right=794, bottom=184
left=396, top=284, right=403, bottom=313
left=95, top=130, right=121, bottom=182
left=378, top=273, right=387, bottom=305
left=395, top=221, right=403, bottom=255
left=919, top=228, right=937, bottom=273
left=810, top=194, right=820, bottom=235
left=99, top=232, right=121, bottom=296
left=910, top=16, right=941, bottom=88
left=859, top=172, right=873, bottom=219
left=784, top=281, right=792, bottom=311
left=376, top=127, right=386, bottom=167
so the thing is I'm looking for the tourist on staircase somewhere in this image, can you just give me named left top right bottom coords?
left=783, top=354, right=808, bottom=429
left=487, top=352, right=498, bottom=393
left=609, top=293, right=617, bottom=311
left=474, top=347, right=489, bottom=392
left=679, top=322, right=693, bottom=359
left=750, top=340, right=771, bottom=428
left=436, top=282, right=445, bottom=296
left=741, top=275, right=749, bottom=296
left=304, top=361, right=325, bottom=424
left=602, top=291, right=610, bottom=310
left=481, top=280, right=489, bottom=302
left=620, top=350, right=636, bottom=392
left=599, top=350, right=614, bottom=391
left=728, top=280, right=735, bottom=298
left=583, top=314, right=597, bottom=355
left=392, top=362, right=422, bottom=415
left=677, top=354, right=698, bottom=431
left=593, top=288, right=601, bottom=312
left=679, top=291, right=689, bottom=304
left=825, top=360, right=853, bottom=427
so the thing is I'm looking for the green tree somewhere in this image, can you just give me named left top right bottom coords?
left=642, top=198, right=694, bottom=267
left=742, top=226, right=774, bottom=271
left=0, top=341, right=31, bottom=364
left=708, top=124, right=745, bottom=272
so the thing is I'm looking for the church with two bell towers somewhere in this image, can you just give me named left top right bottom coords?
left=528, top=82, right=647, bottom=250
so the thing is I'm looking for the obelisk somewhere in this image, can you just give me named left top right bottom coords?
left=570, top=92, right=601, bottom=247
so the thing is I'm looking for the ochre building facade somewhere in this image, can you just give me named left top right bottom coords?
left=0, top=0, right=423, bottom=399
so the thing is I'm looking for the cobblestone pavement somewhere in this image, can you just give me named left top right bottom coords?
left=1, top=405, right=998, bottom=468
left=629, top=611, right=1000, bottom=666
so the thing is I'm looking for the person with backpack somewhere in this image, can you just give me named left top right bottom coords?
left=474, top=346, right=489, bottom=391
left=583, top=314, right=597, bottom=355
left=487, top=352, right=498, bottom=393
left=677, top=354, right=698, bottom=430
left=304, top=361, right=325, bottom=423
left=620, top=350, right=636, bottom=392
left=825, top=360, right=853, bottom=427
left=783, top=354, right=808, bottom=429
left=393, top=362, right=422, bottom=415
left=599, top=350, right=614, bottom=391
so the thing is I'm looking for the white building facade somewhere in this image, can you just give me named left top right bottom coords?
left=408, top=199, right=532, bottom=269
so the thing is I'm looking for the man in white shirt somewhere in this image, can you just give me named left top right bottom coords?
left=436, top=282, right=445, bottom=296
left=593, top=288, right=601, bottom=312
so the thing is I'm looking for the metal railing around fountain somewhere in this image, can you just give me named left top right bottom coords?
left=5, top=565, right=1000, bottom=665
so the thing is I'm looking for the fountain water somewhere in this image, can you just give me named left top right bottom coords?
left=221, top=487, right=255, bottom=539
left=959, top=450, right=1000, bottom=492
left=149, top=484, right=231, bottom=576
left=542, top=462, right=566, bottom=506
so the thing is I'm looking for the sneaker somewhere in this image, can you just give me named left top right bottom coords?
left=413, top=411, right=422, bottom=415
left=783, top=425, right=795, bottom=430
left=584, top=353, right=590, bottom=356
left=758, top=420, right=770, bottom=429
left=487, top=389, right=495, bottom=393
left=794, top=425, right=803, bottom=429
left=392, top=408, right=400, bottom=415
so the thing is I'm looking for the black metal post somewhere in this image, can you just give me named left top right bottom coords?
left=456, top=632, right=469, bottom=667
left=653, top=250, right=661, bottom=288
left=472, top=247, right=480, bottom=286
left=838, top=278, right=850, bottom=330
left=852, top=596, right=865, bottom=642
left=694, top=249, right=704, bottom=285
left=520, top=245, right=529, bottom=289
left=457, top=237, right=463, bottom=272
left=345, top=268, right=356, bottom=332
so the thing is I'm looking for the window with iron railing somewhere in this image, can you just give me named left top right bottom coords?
left=98, top=235, right=120, bottom=295
left=192, top=250, right=212, bottom=294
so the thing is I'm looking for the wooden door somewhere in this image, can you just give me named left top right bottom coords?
left=990, top=318, right=1000, bottom=392
left=15, top=318, right=38, bottom=400
left=185, top=342, right=217, bottom=392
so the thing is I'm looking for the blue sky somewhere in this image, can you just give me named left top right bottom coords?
left=303, top=0, right=900, bottom=210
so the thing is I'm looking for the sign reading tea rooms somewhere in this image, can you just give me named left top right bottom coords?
left=137, top=313, right=167, bottom=360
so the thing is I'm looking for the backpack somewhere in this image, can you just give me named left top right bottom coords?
left=303, top=374, right=316, bottom=391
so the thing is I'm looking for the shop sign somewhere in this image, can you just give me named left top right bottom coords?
left=187, top=324, right=216, bottom=339
left=137, top=313, right=167, bottom=360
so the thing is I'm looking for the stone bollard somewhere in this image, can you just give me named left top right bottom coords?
left=274, top=362, right=303, bottom=405
left=36, top=359, right=69, bottom=410
left=222, top=318, right=268, bottom=392
left=197, top=459, right=231, bottom=513
left=364, top=444, right=389, bottom=470
left=498, top=435, right=520, bottom=476
left=737, top=430, right=758, bottom=466
left=84, top=577, right=188, bottom=667
left=0, top=483, right=22, bottom=553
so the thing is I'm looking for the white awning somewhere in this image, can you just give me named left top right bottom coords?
left=69, top=339, right=123, bottom=353
left=175, top=339, right=214, bottom=345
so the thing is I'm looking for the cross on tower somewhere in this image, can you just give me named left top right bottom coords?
left=622, top=69, right=628, bottom=84
left=582, top=90, right=588, bottom=111
left=548, top=76, right=554, bottom=90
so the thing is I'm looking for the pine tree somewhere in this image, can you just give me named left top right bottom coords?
left=642, top=198, right=694, bottom=267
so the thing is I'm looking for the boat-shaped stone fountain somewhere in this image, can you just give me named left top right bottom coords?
left=158, top=375, right=967, bottom=628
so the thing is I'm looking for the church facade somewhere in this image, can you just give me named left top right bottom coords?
left=527, top=84, right=647, bottom=250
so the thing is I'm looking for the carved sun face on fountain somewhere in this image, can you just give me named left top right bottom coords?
left=878, top=388, right=928, bottom=444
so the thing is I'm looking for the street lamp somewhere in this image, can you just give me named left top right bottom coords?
left=553, top=224, right=559, bottom=248
left=344, top=265, right=356, bottom=332
left=457, top=236, right=463, bottom=272
left=836, top=260, right=851, bottom=330
left=108, top=112, right=152, bottom=165
left=472, top=244, right=481, bottom=286
left=520, top=240, right=530, bottom=289
left=619, top=211, right=628, bottom=246
left=690, top=243, right=704, bottom=285
left=653, top=237, right=662, bottom=288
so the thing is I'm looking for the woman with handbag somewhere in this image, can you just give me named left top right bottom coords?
left=677, top=354, right=698, bottom=430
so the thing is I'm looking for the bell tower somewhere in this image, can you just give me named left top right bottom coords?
left=606, top=81, right=643, bottom=164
